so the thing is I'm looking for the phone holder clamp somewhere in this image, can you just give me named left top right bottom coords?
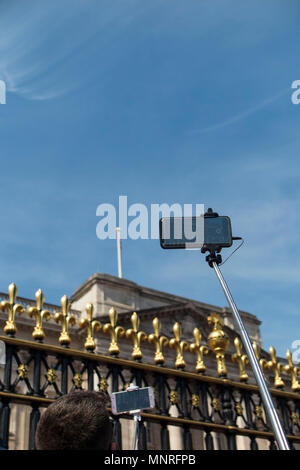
left=127, top=383, right=142, bottom=450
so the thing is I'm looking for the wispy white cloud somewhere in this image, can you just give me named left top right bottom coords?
left=0, top=0, right=155, bottom=101
left=188, top=88, right=289, bottom=135
left=0, top=0, right=293, bottom=102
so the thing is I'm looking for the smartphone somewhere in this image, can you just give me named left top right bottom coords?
left=159, top=215, right=232, bottom=249
left=111, top=386, right=155, bottom=414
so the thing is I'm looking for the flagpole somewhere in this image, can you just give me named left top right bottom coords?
left=116, top=227, right=122, bottom=278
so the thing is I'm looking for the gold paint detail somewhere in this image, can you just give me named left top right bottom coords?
left=192, top=394, right=200, bottom=408
left=148, top=317, right=169, bottom=365
left=291, top=412, right=299, bottom=425
left=126, top=311, right=147, bottom=360
left=232, top=337, right=249, bottom=382
left=99, top=378, right=108, bottom=392
left=190, top=328, right=209, bottom=373
left=266, top=346, right=285, bottom=389
left=73, top=373, right=83, bottom=389
left=1, top=283, right=25, bottom=336
left=255, top=405, right=263, bottom=420
left=207, top=313, right=229, bottom=377
left=103, top=308, right=125, bottom=356
left=54, top=295, right=76, bottom=346
left=27, top=289, right=51, bottom=341
left=169, top=322, right=188, bottom=369
left=169, top=390, right=178, bottom=404
left=17, top=364, right=29, bottom=380
left=235, top=403, right=243, bottom=416
left=283, top=350, right=300, bottom=392
left=79, top=303, right=101, bottom=352
left=47, top=369, right=57, bottom=384
left=212, top=397, right=220, bottom=411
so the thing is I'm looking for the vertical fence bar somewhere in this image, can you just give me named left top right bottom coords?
left=269, top=439, right=277, bottom=450
left=138, top=420, right=147, bottom=450
left=160, top=424, right=170, bottom=450
left=32, top=350, right=43, bottom=397
left=111, top=365, right=122, bottom=450
left=276, top=397, right=292, bottom=435
left=205, top=431, right=214, bottom=450
left=28, top=404, right=40, bottom=450
left=178, top=378, right=193, bottom=450
left=221, top=386, right=237, bottom=450
left=182, top=425, right=193, bottom=450
left=243, top=390, right=256, bottom=430
left=0, top=399, right=11, bottom=449
left=3, top=344, right=13, bottom=392
left=156, top=373, right=171, bottom=450
left=250, top=436, right=258, bottom=450
left=61, top=356, right=69, bottom=395
left=87, top=361, right=94, bottom=390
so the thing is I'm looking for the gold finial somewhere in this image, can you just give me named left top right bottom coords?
left=283, top=350, right=300, bottom=392
left=252, top=341, right=269, bottom=381
left=103, top=307, right=125, bottom=356
left=266, top=346, right=285, bottom=388
left=232, top=337, right=249, bottom=382
left=54, top=295, right=76, bottom=346
left=27, top=289, right=51, bottom=341
left=252, top=341, right=267, bottom=367
left=1, top=283, right=25, bottom=336
left=79, top=303, right=101, bottom=352
left=126, top=312, right=147, bottom=360
left=189, top=328, right=209, bottom=373
left=169, top=322, right=188, bottom=369
left=207, top=313, right=229, bottom=377
left=148, top=317, right=169, bottom=365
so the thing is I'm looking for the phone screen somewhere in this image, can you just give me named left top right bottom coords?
left=112, top=387, right=154, bottom=414
left=204, top=216, right=232, bottom=245
left=160, top=216, right=232, bottom=249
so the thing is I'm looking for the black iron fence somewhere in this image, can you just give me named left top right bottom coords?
left=0, top=283, right=299, bottom=450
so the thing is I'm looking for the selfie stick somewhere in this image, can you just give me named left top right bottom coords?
left=204, top=249, right=290, bottom=451
left=127, top=383, right=142, bottom=450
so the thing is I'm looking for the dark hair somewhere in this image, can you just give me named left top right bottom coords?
left=35, top=390, right=112, bottom=450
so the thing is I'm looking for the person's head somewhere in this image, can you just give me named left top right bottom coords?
left=35, top=390, right=113, bottom=450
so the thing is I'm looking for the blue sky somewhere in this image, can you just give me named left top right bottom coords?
left=0, top=0, right=299, bottom=357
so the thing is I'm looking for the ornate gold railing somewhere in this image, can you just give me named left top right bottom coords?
left=0, top=283, right=299, bottom=450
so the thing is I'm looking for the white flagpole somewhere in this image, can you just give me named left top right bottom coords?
left=116, top=227, right=122, bottom=278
